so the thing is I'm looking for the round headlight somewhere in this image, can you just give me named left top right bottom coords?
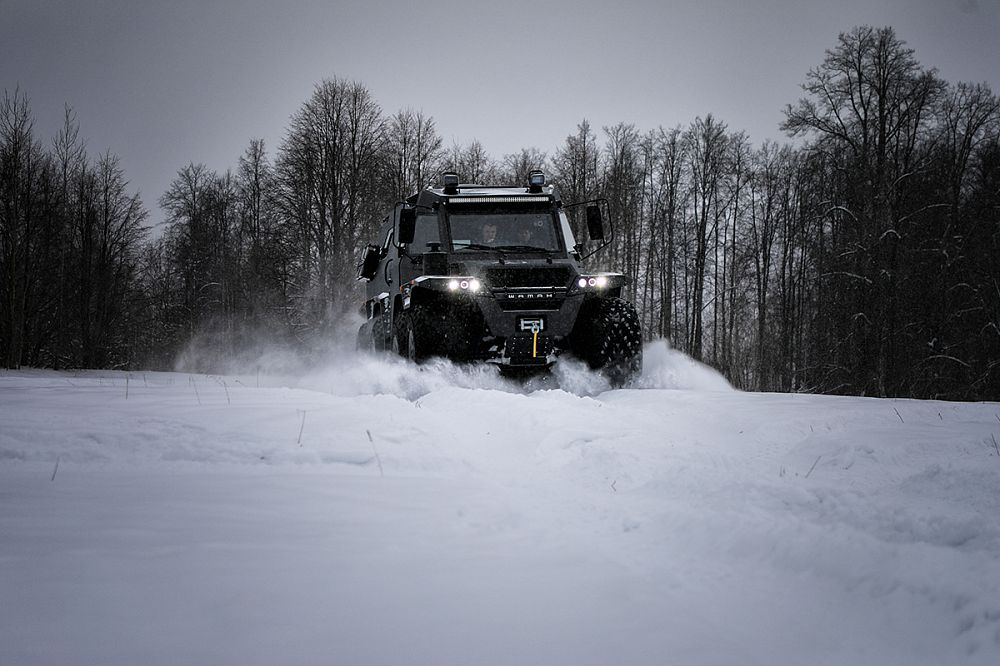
left=448, top=279, right=460, bottom=291
left=596, top=275, right=608, bottom=288
left=469, top=279, right=481, bottom=292
left=577, top=278, right=588, bottom=289
left=588, top=277, right=597, bottom=287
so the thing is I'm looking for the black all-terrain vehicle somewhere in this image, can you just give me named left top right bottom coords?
left=356, top=171, right=642, bottom=386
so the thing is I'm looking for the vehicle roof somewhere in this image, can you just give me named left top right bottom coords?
left=408, top=184, right=560, bottom=207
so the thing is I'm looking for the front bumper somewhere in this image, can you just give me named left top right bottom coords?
left=404, top=280, right=585, bottom=365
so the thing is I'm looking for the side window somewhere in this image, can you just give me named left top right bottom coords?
left=410, top=213, right=440, bottom=251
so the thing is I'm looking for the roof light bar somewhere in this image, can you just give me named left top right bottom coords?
left=447, top=195, right=549, bottom=204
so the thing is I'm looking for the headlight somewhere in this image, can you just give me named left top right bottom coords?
left=432, top=276, right=481, bottom=293
left=574, top=273, right=621, bottom=291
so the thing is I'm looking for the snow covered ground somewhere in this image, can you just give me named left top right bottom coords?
left=2, top=341, right=1000, bottom=665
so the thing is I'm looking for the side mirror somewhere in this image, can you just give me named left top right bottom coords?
left=358, top=244, right=380, bottom=281
left=586, top=205, right=605, bottom=241
left=398, top=208, right=416, bottom=245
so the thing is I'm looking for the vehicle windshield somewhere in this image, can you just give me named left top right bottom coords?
left=448, top=208, right=562, bottom=252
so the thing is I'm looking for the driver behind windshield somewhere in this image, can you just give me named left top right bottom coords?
left=480, top=222, right=498, bottom=244
left=451, top=212, right=557, bottom=251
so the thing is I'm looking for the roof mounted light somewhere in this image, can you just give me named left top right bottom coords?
left=442, top=172, right=460, bottom=195
left=527, top=170, right=545, bottom=193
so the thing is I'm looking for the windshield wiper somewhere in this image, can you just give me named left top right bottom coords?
left=455, top=243, right=556, bottom=264
left=493, top=245, right=557, bottom=263
left=493, top=245, right=553, bottom=253
left=454, top=242, right=512, bottom=263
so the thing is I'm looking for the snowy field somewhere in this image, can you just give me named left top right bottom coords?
left=2, top=341, right=1000, bottom=665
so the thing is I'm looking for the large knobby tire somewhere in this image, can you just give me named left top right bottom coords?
left=572, top=297, right=643, bottom=387
left=357, top=322, right=383, bottom=354
left=391, top=312, right=409, bottom=359
left=392, top=310, right=433, bottom=364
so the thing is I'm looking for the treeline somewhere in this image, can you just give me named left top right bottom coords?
left=0, top=92, right=148, bottom=369
left=591, top=26, right=1000, bottom=399
left=2, top=26, right=998, bottom=399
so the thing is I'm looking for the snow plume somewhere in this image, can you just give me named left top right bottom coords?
left=297, top=353, right=516, bottom=400
left=171, top=312, right=366, bottom=377
left=297, top=339, right=732, bottom=401
left=176, top=326, right=731, bottom=400
left=296, top=352, right=599, bottom=400
left=634, top=339, right=734, bottom=392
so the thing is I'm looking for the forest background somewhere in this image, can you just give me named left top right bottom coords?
left=2, top=26, right=998, bottom=400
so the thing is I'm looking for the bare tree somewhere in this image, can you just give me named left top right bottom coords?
left=73, top=151, right=147, bottom=367
left=383, top=109, right=443, bottom=200
left=445, top=140, right=498, bottom=185
left=159, top=162, right=218, bottom=334
left=783, top=26, right=944, bottom=394
left=602, top=123, right=643, bottom=298
left=49, top=106, right=87, bottom=366
left=500, top=147, right=548, bottom=186
left=683, top=114, right=728, bottom=360
left=746, top=141, right=789, bottom=388
left=276, top=78, right=385, bottom=339
left=552, top=120, right=601, bottom=243
left=650, top=127, right=686, bottom=341
left=0, top=88, right=46, bottom=368
left=236, top=139, right=286, bottom=329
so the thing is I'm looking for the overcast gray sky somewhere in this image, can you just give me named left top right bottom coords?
left=3, top=0, right=998, bottom=232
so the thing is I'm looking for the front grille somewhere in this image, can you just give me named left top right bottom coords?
left=483, top=266, right=572, bottom=289
left=495, top=291, right=564, bottom=311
